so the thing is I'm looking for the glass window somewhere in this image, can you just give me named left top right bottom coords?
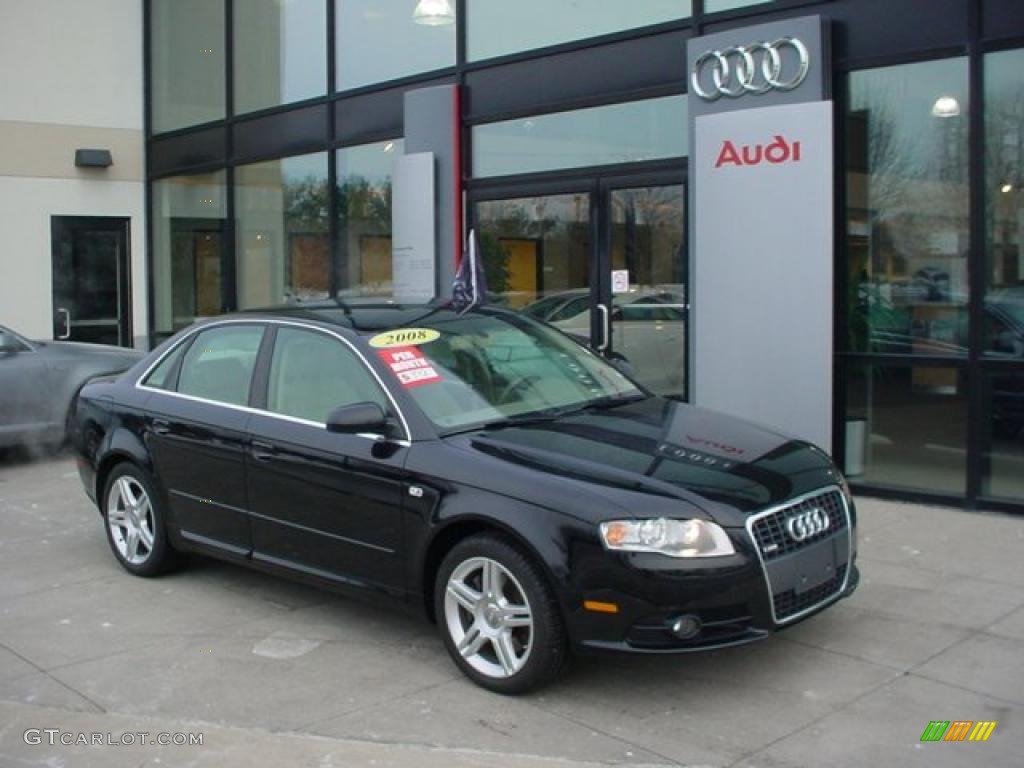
left=143, top=341, right=188, bottom=391
left=467, top=0, right=689, bottom=61
left=984, top=49, right=1024, bottom=358
left=152, top=172, right=228, bottom=339
left=473, top=97, right=687, bottom=178
left=845, top=59, right=970, bottom=356
left=337, top=1, right=456, bottom=90
left=236, top=153, right=330, bottom=309
left=843, top=362, right=966, bottom=495
left=177, top=325, right=264, bottom=406
left=234, top=0, right=326, bottom=115
left=983, top=370, right=1024, bottom=501
left=361, top=311, right=641, bottom=433
left=337, top=140, right=402, bottom=298
left=475, top=193, right=591, bottom=314
left=704, top=0, right=767, bottom=13
left=268, top=327, right=389, bottom=423
left=150, top=0, right=225, bottom=133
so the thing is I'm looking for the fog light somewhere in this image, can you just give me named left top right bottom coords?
left=670, top=614, right=702, bottom=640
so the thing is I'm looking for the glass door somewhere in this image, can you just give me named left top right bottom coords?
left=472, top=175, right=687, bottom=399
left=602, top=181, right=688, bottom=399
left=474, top=188, right=596, bottom=347
left=51, top=217, right=132, bottom=347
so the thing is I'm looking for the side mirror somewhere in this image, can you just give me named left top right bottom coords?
left=326, top=402, right=393, bottom=437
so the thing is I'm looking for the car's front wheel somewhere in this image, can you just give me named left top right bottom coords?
left=436, top=534, right=567, bottom=694
left=102, top=463, right=176, bottom=577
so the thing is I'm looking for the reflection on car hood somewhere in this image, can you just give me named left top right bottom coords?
left=453, top=397, right=840, bottom=526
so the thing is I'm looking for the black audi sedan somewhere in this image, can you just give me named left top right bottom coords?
left=71, top=303, right=858, bottom=694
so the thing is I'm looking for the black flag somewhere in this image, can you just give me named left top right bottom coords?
left=451, top=228, right=488, bottom=314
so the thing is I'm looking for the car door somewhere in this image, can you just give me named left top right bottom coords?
left=142, top=323, right=265, bottom=556
left=245, top=324, right=409, bottom=595
left=0, top=330, right=53, bottom=439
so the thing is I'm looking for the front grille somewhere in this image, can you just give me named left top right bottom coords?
left=773, top=564, right=847, bottom=621
left=751, top=489, right=847, bottom=561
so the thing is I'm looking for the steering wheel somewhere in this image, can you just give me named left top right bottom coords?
left=496, top=374, right=542, bottom=405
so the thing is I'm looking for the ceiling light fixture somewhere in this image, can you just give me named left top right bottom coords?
left=412, top=0, right=454, bottom=26
left=931, top=96, right=961, bottom=118
left=1002, top=183, right=1014, bottom=194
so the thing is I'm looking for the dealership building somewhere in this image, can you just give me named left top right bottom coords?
left=1, top=0, right=1022, bottom=513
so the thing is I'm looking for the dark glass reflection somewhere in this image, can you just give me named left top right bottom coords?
left=844, top=363, right=966, bottom=495
left=983, top=370, right=1024, bottom=501
left=845, top=59, right=970, bottom=356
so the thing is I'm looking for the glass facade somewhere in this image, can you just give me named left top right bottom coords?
left=704, top=0, right=769, bottom=13
left=236, top=153, right=330, bottom=309
left=982, top=49, right=1024, bottom=501
left=846, top=59, right=970, bottom=358
left=844, top=363, right=967, bottom=495
left=473, top=97, right=688, bottom=178
left=233, top=0, right=327, bottom=115
left=336, top=0, right=456, bottom=90
left=467, top=0, right=689, bottom=61
left=150, top=0, right=225, bottom=133
left=143, top=0, right=1024, bottom=512
left=337, top=140, right=402, bottom=297
left=152, top=172, right=228, bottom=338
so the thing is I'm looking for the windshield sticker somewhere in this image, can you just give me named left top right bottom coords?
left=378, top=346, right=442, bottom=388
left=369, top=328, right=440, bottom=349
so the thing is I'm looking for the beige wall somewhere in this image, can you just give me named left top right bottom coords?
left=0, top=0, right=145, bottom=345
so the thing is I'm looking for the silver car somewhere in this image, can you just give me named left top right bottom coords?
left=0, top=325, right=142, bottom=449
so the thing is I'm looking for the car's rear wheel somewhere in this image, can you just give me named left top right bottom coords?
left=103, top=464, right=176, bottom=577
left=436, top=534, right=567, bottom=694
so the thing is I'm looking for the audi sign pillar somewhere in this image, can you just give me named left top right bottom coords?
left=686, top=16, right=835, bottom=451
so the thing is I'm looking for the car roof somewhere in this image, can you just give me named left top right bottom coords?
left=232, top=300, right=509, bottom=334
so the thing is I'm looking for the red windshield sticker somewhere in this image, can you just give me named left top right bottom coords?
left=377, top=346, right=441, bottom=388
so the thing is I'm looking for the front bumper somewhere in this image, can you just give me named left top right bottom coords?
left=566, top=491, right=858, bottom=654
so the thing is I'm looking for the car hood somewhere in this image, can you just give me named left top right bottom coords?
left=448, top=397, right=841, bottom=527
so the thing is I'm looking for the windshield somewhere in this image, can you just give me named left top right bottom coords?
left=362, top=310, right=643, bottom=433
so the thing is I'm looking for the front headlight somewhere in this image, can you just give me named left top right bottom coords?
left=599, top=518, right=736, bottom=558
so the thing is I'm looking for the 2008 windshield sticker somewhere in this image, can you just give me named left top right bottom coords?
left=378, top=346, right=442, bottom=388
left=369, top=328, right=440, bottom=349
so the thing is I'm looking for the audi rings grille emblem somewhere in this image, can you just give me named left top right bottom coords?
left=691, top=37, right=810, bottom=102
left=785, top=507, right=830, bottom=542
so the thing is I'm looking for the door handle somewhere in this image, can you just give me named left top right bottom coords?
left=596, top=304, right=610, bottom=352
left=251, top=440, right=277, bottom=462
left=55, top=308, right=71, bottom=340
left=151, top=418, right=171, bottom=436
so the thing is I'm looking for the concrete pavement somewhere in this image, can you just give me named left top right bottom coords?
left=0, top=451, right=1021, bottom=767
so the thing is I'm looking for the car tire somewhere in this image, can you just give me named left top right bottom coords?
left=436, top=534, right=567, bottom=694
left=102, top=463, right=177, bottom=577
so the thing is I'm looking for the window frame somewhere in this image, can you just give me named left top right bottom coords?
left=136, top=319, right=412, bottom=441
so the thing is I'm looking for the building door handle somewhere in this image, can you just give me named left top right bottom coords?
left=55, top=308, right=71, bottom=340
left=596, top=304, right=610, bottom=352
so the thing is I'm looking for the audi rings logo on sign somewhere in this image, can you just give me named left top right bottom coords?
left=785, top=507, right=830, bottom=542
left=691, top=38, right=810, bottom=102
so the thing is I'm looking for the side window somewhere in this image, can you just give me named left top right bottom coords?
left=142, top=340, right=188, bottom=391
left=177, top=325, right=264, bottom=406
left=268, top=327, right=389, bottom=424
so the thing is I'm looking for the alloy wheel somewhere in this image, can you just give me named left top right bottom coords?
left=443, top=556, right=534, bottom=679
left=107, top=476, right=155, bottom=565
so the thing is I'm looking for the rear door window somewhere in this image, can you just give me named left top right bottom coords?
left=176, top=325, right=264, bottom=406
